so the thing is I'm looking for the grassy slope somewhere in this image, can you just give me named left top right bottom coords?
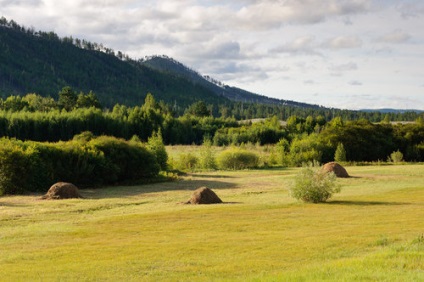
left=0, top=165, right=423, bottom=281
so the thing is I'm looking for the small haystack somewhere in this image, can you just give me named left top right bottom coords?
left=41, top=182, right=83, bottom=200
left=185, top=187, right=223, bottom=204
left=322, top=162, right=349, bottom=178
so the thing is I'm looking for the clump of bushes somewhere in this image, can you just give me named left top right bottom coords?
left=175, top=153, right=199, bottom=172
left=388, top=150, right=404, bottom=163
left=290, top=163, right=341, bottom=203
left=216, top=147, right=259, bottom=170
left=0, top=133, right=160, bottom=195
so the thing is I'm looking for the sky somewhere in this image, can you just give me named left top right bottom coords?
left=1, top=0, right=424, bottom=110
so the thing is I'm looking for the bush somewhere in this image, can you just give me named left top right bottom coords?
left=290, top=164, right=341, bottom=203
left=175, top=153, right=199, bottom=171
left=0, top=135, right=160, bottom=195
left=216, top=147, right=259, bottom=170
left=147, top=131, right=168, bottom=171
left=388, top=150, right=404, bottom=163
left=199, top=138, right=216, bottom=170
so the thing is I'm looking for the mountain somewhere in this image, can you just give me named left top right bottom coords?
left=0, top=18, right=322, bottom=111
left=141, top=55, right=320, bottom=109
left=0, top=19, right=228, bottom=109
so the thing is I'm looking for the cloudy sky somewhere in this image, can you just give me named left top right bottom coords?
left=2, top=0, right=424, bottom=110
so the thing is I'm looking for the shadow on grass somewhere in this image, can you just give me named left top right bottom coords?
left=80, top=179, right=237, bottom=200
left=190, top=174, right=235, bottom=179
left=327, top=200, right=410, bottom=206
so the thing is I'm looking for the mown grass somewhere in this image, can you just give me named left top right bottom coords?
left=0, top=165, right=423, bottom=281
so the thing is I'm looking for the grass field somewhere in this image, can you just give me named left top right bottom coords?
left=1, top=164, right=423, bottom=281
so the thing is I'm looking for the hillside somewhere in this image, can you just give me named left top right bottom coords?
left=0, top=18, right=321, bottom=111
left=0, top=19, right=228, bottom=109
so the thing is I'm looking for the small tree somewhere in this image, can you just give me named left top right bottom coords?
left=147, top=130, right=168, bottom=171
left=290, top=164, right=341, bottom=203
left=58, top=86, right=77, bottom=111
left=334, top=142, right=346, bottom=162
left=199, top=138, right=216, bottom=170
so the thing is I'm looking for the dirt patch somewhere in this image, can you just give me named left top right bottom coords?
left=184, top=187, right=223, bottom=204
left=41, top=182, right=83, bottom=200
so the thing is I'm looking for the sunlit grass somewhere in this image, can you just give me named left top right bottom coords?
left=0, top=165, right=423, bottom=281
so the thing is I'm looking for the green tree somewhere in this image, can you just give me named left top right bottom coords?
left=199, top=137, right=216, bottom=170
left=58, top=86, right=77, bottom=111
left=334, top=143, right=347, bottom=162
left=147, top=130, right=168, bottom=170
left=185, top=101, right=210, bottom=117
left=141, top=93, right=157, bottom=112
left=1, top=96, right=29, bottom=112
left=76, top=91, right=102, bottom=109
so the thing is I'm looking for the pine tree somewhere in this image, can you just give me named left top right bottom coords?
left=334, top=142, right=347, bottom=162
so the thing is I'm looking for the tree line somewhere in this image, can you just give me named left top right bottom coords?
left=0, top=90, right=423, bottom=164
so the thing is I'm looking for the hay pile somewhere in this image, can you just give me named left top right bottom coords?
left=322, top=162, right=349, bottom=178
left=41, top=182, right=83, bottom=199
left=185, top=187, right=223, bottom=204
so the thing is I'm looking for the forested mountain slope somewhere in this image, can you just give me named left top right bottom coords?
left=0, top=19, right=228, bottom=109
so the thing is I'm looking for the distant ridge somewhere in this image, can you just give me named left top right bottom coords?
left=141, top=55, right=322, bottom=109
left=360, top=109, right=423, bottom=114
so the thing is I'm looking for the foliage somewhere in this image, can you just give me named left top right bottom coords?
left=334, top=143, right=347, bottom=162
left=185, top=101, right=210, bottom=117
left=290, top=163, right=341, bottom=203
left=147, top=130, right=168, bottom=171
left=288, top=134, right=326, bottom=166
left=0, top=135, right=160, bottom=195
left=174, top=153, right=199, bottom=172
left=216, top=147, right=259, bottom=170
left=199, top=138, right=217, bottom=170
left=388, top=150, right=404, bottom=163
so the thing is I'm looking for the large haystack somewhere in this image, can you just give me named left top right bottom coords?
left=41, top=182, right=83, bottom=199
left=322, top=162, right=349, bottom=178
left=185, top=187, right=223, bottom=204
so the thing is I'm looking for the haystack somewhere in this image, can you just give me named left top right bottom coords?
left=185, top=187, right=223, bottom=204
left=322, top=162, right=349, bottom=178
left=41, top=182, right=83, bottom=199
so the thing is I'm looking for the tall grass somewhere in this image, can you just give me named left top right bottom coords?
left=0, top=165, right=423, bottom=281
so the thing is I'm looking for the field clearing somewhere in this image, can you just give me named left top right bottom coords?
left=1, top=165, right=423, bottom=281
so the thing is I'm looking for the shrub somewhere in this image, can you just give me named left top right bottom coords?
left=147, top=131, right=168, bottom=171
left=199, top=138, right=216, bottom=170
left=0, top=135, right=161, bottom=195
left=388, top=150, right=404, bottom=163
left=176, top=153, right=199, bottom=171
left=216, top=147, right=259, bottom=170
left=290, top=164, right=341, bottom=203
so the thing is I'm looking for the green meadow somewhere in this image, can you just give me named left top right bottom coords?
left=1, top=164, right=423, bottom=281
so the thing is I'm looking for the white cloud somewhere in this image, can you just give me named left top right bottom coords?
left=329, top=62, right=358, bottom=76
left=377, top=30, right=411, bottom=44
left=349, top=80, right=363, bottom=86
left=322, top=36, right=362, bottom=49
